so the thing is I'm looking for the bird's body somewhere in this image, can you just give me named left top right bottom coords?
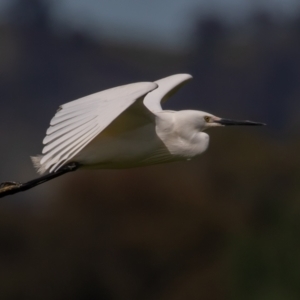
left=72, top=110, right=209, bottom=170
left=32, top=74, right=264, bottom=175
left=0, top=73, right=265, bottom=198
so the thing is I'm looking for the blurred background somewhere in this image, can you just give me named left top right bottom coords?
left=0, top=0, right=300, bottom=299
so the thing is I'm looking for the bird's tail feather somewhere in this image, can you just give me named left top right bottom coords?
left=31, top=155, right=47, bottom=175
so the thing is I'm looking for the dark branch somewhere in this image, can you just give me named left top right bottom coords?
left=0, top=162, right=80, bottom=198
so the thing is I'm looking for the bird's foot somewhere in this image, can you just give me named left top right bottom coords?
left=0, top=181, right=22, bottom=192
left=0, top=181, right=20, bottom=188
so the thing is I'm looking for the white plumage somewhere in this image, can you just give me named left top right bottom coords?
left=38, top=81, right=158, bottom=173
left=32, top=74, right=264, bottom=174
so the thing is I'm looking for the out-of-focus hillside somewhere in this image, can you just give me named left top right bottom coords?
left=0, top=1, right=300, bottom=299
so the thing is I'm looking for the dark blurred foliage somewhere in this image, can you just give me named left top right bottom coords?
left=0, top=0, right=300, bottom=299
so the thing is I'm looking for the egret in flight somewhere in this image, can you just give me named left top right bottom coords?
left=0, top=74, right=264, bottom=197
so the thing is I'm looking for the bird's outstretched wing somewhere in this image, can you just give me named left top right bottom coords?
left=143, top=74, right=192, bottom=113
left=38, top=82, right=158, bottom=173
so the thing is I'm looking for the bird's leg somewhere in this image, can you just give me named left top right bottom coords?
left=0, top=162, right=80, bottom=198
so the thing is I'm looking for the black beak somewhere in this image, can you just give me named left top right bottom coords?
left=216, top=119, right=266, bottom=126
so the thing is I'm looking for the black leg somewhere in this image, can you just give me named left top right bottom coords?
left=0, top=162, right=80, bottom=198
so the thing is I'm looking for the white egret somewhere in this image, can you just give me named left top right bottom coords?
left=0, top=74, right=264, bottom=197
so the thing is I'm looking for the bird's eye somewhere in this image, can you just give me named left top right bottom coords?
left=204, top=116, right=211, bottom=122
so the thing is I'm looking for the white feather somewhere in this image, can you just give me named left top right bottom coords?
left=31, top=155, right=47, bottom=175
left=143, top=74, right=192, bottom=113
left=31, top=73, right=264, bottom=177
left=37, top=82, right=158, bottom=173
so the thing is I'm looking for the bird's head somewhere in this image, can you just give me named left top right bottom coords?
left=176, top=110, right=265, bottom=133
left=198, top=111, right=266, bottom=131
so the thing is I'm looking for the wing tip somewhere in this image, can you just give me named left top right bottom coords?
left=143, top=82, right=159, bottom=92
left=173, top=73, right=193, bottom=81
